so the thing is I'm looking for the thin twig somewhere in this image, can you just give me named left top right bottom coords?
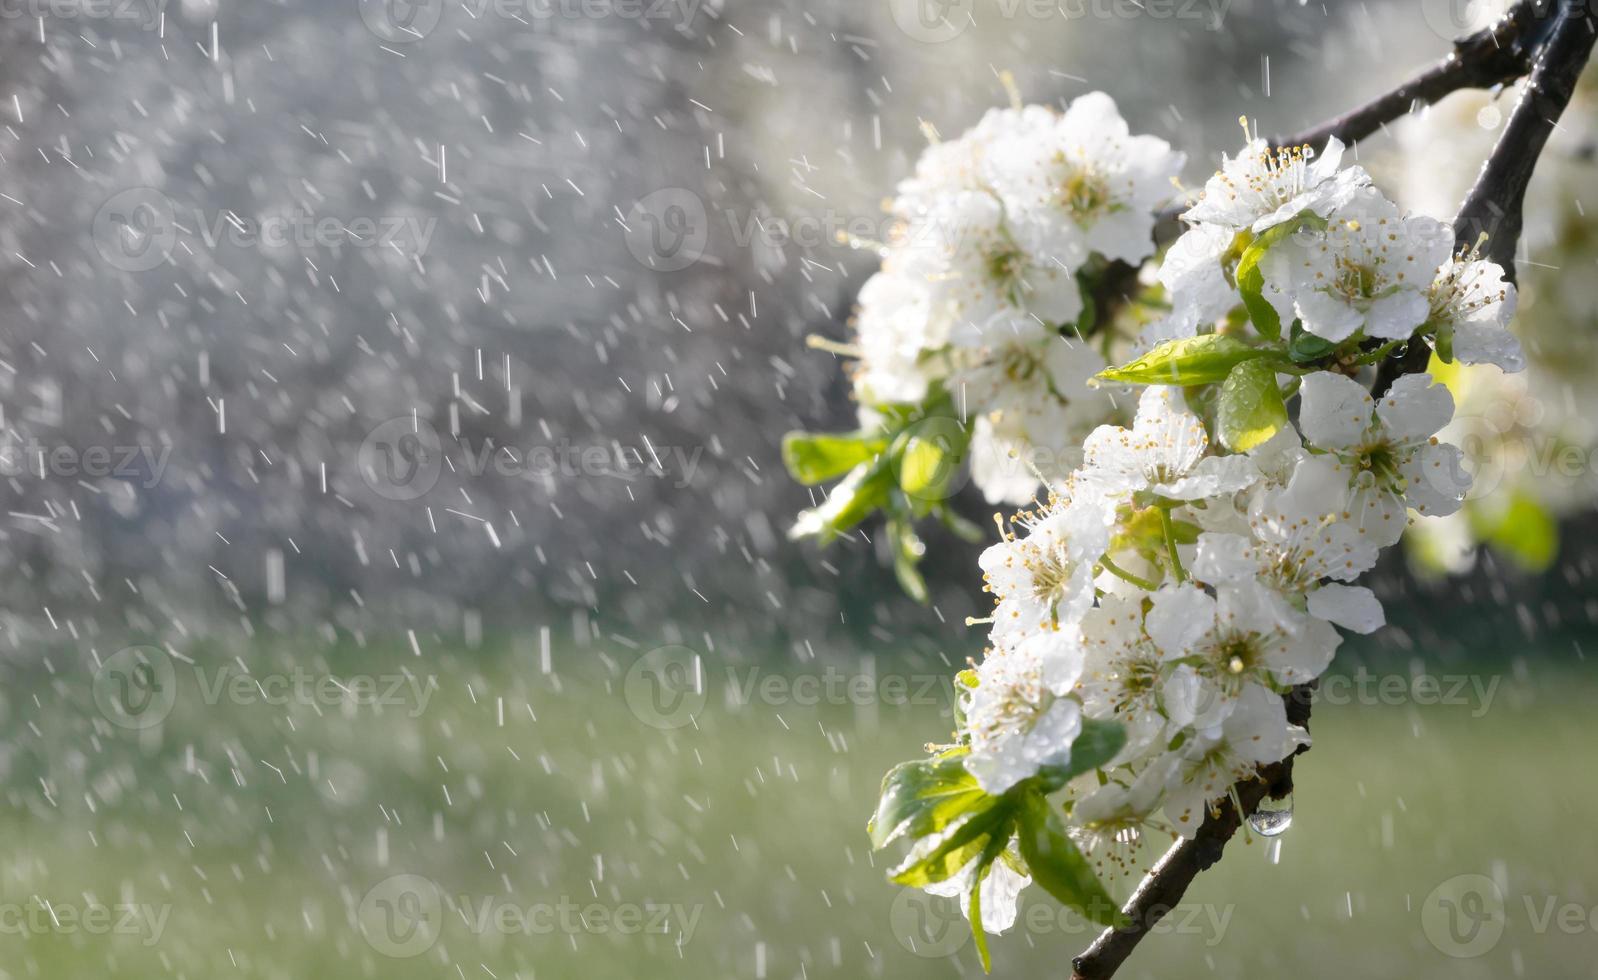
left=1272, top=0, right=1556, bottom=152
left=1072, top=7, right=1598, bottom=978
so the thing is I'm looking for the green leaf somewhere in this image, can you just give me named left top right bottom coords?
left=1234, top=217, right=1313, bottom=341
left=1218, top=358, right=1288, bottom=452
left=1287, top=325, right=1338, bottom=364
left=967, top=835, right=1008, bottom=974
left=892, top=416, right=969, bottom=503
left=1074, top=270, right=1098, bottom=337
left=1033, top=718, right=1126, bottom=792
left=789, top=458, right=894, bottom=542
left=888, top=805, right=1012, bottom=888
left=1014, top=792, right=1125, bottom=928
left=1476, top=490, right=1558, bottom=571
left=781, top=431, right=887, bottom=485
left=868, top=752, right=987, bottom=850
left=888, top=516, right=930, bottom=604
left=1111, top=505, right=1198, bottom=558
left=1098, top=334, right=1276, bottom=387
left=1433, top=323, right=1456, bottom=364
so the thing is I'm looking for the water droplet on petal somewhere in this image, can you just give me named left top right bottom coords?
left=1247, top=793, right=1294, bottom=837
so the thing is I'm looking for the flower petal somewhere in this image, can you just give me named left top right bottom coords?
left=1307, top=582, right=1385, bottom=634
left=1375, top=373, right=1455, bottom=443
left=1298, top=372, right=1374, bottom=450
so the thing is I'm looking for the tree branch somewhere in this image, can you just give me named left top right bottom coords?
left=1453, top=3, right=1598, bottom=277
left=1272, top=0, right=1556, bottom=153
left=1072, top=8, right=1598, bottom=978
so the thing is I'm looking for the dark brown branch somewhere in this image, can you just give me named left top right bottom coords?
left=1069, top=686, right=1312, bottom=980
left=1453, top=4, right=1598, bottom=277
left=1272, top=0, right=1556, bottom=153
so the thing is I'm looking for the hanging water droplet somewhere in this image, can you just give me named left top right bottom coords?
left=1247, top=793, right=1294, bottom=837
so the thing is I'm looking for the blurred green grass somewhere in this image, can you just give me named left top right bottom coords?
left=1, top=638, right=1594, bottom=979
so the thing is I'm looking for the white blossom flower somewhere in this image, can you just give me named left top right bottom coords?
left=968, top=416, right=1052, bottom=507
left=952, top=331, right=1113, bottom=433
left=1162, top=683, right=1308, bottom=838
left=1275, top=187, right=1454, bottom=343
left=1082, top=386, right=1260, bottom=501
left=1192, top=456, right=1386, bottom=634
left=979, top=491, right=1112, bottom=639
left=1184, top=134, right=1371, bottom=234
left=1147, top=581, right=1340, bottom=728
left=923, top=842, right=1031, bottom=934
left=1298, top=371, right=1471, bottom=546
left=952, top=331, right=1118, bottom=503
left=894, top=106, right=1056, bottom=222
left=1427, top=251, right=1524, bottom=372
left=1070, top=757, right=1173, bottom=878
left=1076, top=595, right=1169, bottom=760
left=900, top=190, right=1083, bottom=348
left=851, top=269, right=946, bottom=404
left=964, top=632, right=1088, bottom=794
left=987, top=91, right=1185, bottom=267
left=1157, top=222, right=1238, bottom=336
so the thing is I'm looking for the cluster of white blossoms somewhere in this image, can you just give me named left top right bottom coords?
left=1378, top=81, right=1598, bottom=575
left=911, top=126, right=1526, bottom=939
left=850, top=92, right=1184, bottom=504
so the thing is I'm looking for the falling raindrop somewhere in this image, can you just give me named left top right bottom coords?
left=1247, top=793, right=1294, bottom=837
